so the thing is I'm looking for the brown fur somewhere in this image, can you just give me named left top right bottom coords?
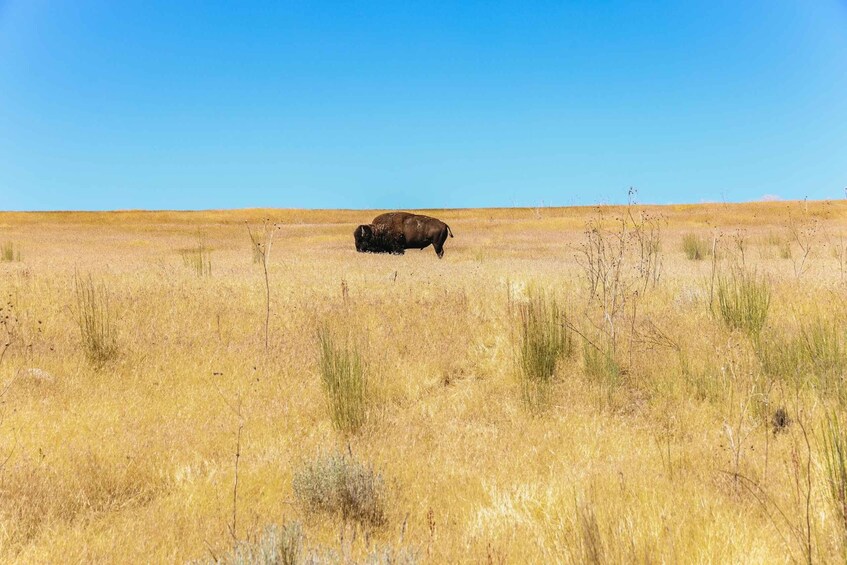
left=370, top=212, right=454, bottom=258
left=354, top=223, right=406, bottom=254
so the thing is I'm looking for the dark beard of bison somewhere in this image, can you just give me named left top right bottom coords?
left=354, top=224, right=405, bottom=254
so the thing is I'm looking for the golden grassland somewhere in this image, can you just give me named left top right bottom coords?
left=1, top=200, right=847, bottom=563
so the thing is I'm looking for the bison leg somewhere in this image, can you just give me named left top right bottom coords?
left=433, top=229, right=449, bottom=258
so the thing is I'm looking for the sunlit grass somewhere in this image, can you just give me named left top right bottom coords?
left=0, top=201, right=846, bottom=562
left=515, top=288, right=572, bottom=412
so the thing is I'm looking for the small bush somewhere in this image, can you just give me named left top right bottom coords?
left=234, top=522, right=303, bottom=565
left=715, top=268, right=770, bottom=337
left=822, top=413, right=847, bottom=543
left=1, top=242, right=21, bottom=262
left=681, top=234, right=708, bottom=261
left=292, top=452, right=386, bottom=527
left=318, top=328, right=367, bottom=434
left=516, top=289, right=572, bottom=411
left=74, top=273, right=118, bottom=366
left=181, top=232, right=212, bottom=277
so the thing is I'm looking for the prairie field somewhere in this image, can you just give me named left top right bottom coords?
left=3, top=200, right=847, bottom=563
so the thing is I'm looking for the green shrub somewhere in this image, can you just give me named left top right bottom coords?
left=1, top=242, right=21, bottom=262
left=715, top=269, right=770, bottom=337
left=516, top=289, right=572, bottom=412
left=292, top=452, right=386, bottom=527
left=318, top=328, right=367, bottom=434
left=74, top=273, right=118, bottom=366
left=681, top=234, right=708, bottom=261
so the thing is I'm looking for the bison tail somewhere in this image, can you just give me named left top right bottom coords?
left=446, top=224, right=454, bottom=238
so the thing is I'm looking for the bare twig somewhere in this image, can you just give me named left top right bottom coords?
left=231, top=419, right=244, bottom=543
left=720, top=470, right=801, bottom=562
left=787, top=216, right=819, bottom=280
left=246, top=220, right=279, bottom=352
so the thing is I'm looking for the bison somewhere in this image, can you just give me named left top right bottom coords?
left=372, top=212, right=454, bottom=258
left=354, top=223, right=407, bottom=255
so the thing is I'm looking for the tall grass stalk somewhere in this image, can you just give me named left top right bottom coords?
left=715, top=268, right=771, bottom=337
left=822, top=412, right=847, bottom=549
left=516, top=290, right=572, bottom=412
left=74, top=273, right=118, bottom=366
left=318, top=328, right=367, bottom=434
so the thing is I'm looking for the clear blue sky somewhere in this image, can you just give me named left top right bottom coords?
left=1, top=1, right=845, bottom=211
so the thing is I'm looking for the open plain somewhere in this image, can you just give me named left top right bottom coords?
left=2, top=201, right=847, bottom=563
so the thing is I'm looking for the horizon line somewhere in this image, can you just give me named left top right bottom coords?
left=0, top=197, right=835, bottom=215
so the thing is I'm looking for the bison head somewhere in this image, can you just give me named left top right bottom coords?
left=354, top=223, right=405, bottom=254
left=354, top=224, right=374, bottom=252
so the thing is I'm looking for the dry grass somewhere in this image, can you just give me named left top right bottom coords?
left=1, top=200, right=847, bottom=562
left=514, top=288, right=572, bottom=412
left=317, top=328, right=368, bottom=434
left=1, top=241, right=22, bottom=262
left=73, top=272, right=119, bottom=366
left=682, top=233, right=709, bottom=260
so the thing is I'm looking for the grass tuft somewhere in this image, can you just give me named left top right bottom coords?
left=715, top=268, right=770, bottom=337
left=1, top=242, right=21, bottom=262
left=801, top=318, right=845, bottom=383
left=292, top=452, right=386, bottom=527
left=757, top=317, right=846, bottom=401
left=181, top=232, right=212, bottom=277
left=318, top=328, right=368, bottom=434
left=74, top=273, right=118, bottom=366
left=681, top=234, right=709, bottom=261
left=516, top=289, right=572, bottom=412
